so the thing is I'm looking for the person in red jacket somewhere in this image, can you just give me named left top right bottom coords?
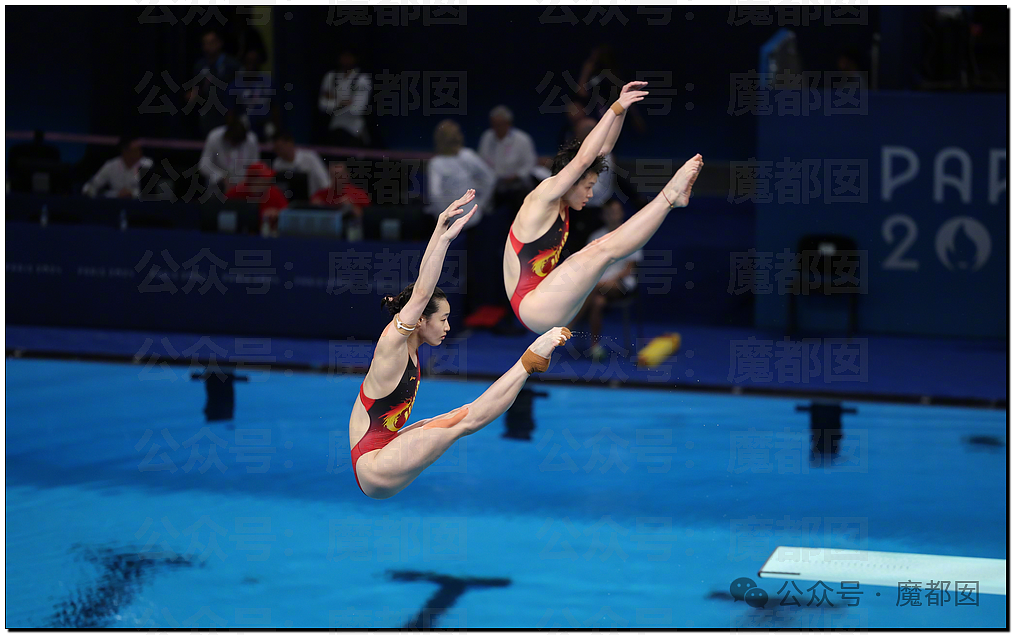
left=225, top=162, right=289, bottom=229
left=311, top=161, right=371, bottom=218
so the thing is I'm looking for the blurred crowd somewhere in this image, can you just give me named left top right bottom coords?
left=12, top=32, right=648, bottom=244
left=8, top=31, right=649, bottom=339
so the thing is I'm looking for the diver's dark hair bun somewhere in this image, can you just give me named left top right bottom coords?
left=380, top=283, right=448, bottom=318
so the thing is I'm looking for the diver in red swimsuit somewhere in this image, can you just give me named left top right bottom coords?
left=350, top=350, right=420, bottom=494
left=503, top=79, right=703, bottom=334
left=348, top=190, right=572, bottom=499
left=507, top=203, right=569, bottom=330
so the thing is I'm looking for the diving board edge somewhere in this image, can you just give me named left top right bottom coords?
left=758, top=546, right=1007, bottom=596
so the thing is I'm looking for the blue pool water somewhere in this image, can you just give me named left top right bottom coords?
left=5, top=359, right=1007, bottom=628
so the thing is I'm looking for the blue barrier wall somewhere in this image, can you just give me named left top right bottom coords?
left=628, top=198, right=756, bottom=326
left=755, top=91, right=1007, bottom=339
left=5, top=192, right=201, bottom=228
left=5, top=224, right=466, bottom=341
left=5, top=195, right=755, bottom=338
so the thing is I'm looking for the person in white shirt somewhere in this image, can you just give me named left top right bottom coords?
left=318, top=50, right=372, bottom=147
left=478, top=105, right=538, bottom=204
left=82, top=137, right=154, bottom=199
left=425, top=119, right=495, bottom=230
left=199, top=117, right=260, bottom=192
left=568, top=199, right=642, bottom=361
left=271, top=131, right=329, bottom=196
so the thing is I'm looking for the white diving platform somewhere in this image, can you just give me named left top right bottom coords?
left=758, top=547, right=1007, bottom=596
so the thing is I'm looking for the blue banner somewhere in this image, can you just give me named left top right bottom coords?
left=754, top=90, right=1006, bottom=338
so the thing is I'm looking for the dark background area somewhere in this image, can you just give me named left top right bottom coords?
left=4, top=4, right=1008, bottom=344
left=13, top=5, right=1006, bottom=159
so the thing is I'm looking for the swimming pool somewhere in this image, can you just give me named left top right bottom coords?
left=5, top=358, right=1007, bottom=628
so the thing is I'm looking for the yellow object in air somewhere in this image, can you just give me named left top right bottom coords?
left=637, top=333, right=682, bottom=368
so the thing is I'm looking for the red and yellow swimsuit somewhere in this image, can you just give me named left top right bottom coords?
left=507, top=205, right=570, bottom=330
left=350, top=354, right=420, bottom=495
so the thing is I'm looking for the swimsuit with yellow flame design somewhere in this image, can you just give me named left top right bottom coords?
left=507, top=205, right=570, bottom=330
left=381, top=387, right=417, bottom=432
left=355, top=353, right=421, bottom=456
left=350, top=352, right=423, bottom=496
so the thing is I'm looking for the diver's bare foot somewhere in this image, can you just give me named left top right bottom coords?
left=663, top=154, right=704, bottom=208
left=529, top=327, right=572, bottom=358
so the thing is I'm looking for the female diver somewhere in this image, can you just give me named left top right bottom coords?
left=349, top=190, right=571, bottom=498
left=504, top=80, right=703, bottom=333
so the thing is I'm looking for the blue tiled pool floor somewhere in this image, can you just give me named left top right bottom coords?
left=5, top=359, right=1007, bottom=628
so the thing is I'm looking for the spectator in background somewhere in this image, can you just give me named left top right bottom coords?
left=567, top=199, right=642, bottom=361
left=8, top=129, right=68, bottom=195
left=81, top=137, right=153, bottom=199
left=426, top=119, right=496, bottom=316
left=573, top=45, right=647, bottom=133
left=425, top=119, right=494, bottom=229
left=189, top=29, right=241, bottom=137
left=576, top=45, right=621, bottom=118
left=272, top=130, right=329, bottom=196
left=837, top=46, right=869, bottom=89
left=319, top=50, right=372, bottom=148
left=311, top=161, right=371, bottom=218
left=199, top=114, right=260, bottom=193
left=478, top=105, right=538, bottom=210
left=225, top=161, right=289, bottom=231
left=9, top=129, right=60, bottom=165
left=556, top=101, right=585, bottom=149
left=228, top=48, right=281, bottom=142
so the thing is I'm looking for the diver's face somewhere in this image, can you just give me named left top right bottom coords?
left=566, top=174, right=598, bottom=210
left=420, top=300, right=451, bottom=345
